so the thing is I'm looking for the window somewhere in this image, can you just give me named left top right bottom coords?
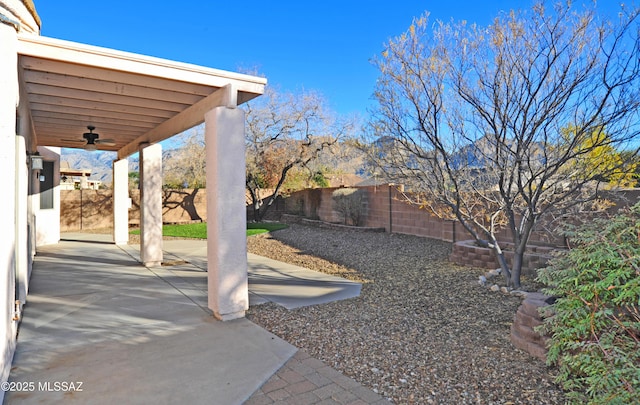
left=40, top=161, right=54, bottom=209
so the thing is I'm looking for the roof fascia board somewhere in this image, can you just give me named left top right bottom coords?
left=16, top=34, right=267, bottom=93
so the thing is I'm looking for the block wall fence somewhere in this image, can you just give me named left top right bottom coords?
left=61, top=186, right=639, bottom=274
left=60, top=189, right=209, bottom=231
left=284, top=185, right=568, bottom=245
left=62, top=186, right=637, bottom=243
left=283, top=185, right=640, bottom=274
left=60, top=188, right=279, bottom=231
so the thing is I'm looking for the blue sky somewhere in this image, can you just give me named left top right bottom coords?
left=35, top=1, right=622, bottom=118
left=35, top=0, right=524, bottom=117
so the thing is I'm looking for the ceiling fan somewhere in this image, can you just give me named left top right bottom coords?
left=63, top=126, right=116, bottom=150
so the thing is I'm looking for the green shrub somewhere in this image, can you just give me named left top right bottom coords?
left=331, top=188, right=366, bottom=225
left=536, top=203, right=640, bottom=404
left=312, top=171, right=330, bottom=187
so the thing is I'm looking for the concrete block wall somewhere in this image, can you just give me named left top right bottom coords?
left=286, top=187, right=362, bottom=224
left=449, top=240, right=555, bottom=276
left=60, top=188, right=209, bottom=231
left=510, top=292, right=553, bottom=361
left=61, top=187, right=289, bottom=231
left=316, top=188, right=341, bottom=223
left=286, top=185, right=511, bottom=244
left=60, top=189, right=114, bottom=230
left=450, top=240, right=497, bottom=269
left=283, top=185, right=571, bottom=274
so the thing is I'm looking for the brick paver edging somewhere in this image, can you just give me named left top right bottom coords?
left=245, top=350, right=389, bottom=405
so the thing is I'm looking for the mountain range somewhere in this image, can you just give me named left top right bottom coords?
left=60, top=149, right=139, bottom=186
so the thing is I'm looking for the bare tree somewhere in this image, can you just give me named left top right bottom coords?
left=246, top=87, right=354, bottom=221
left=310, top=138, right=368, bottom=183
left=365, top=1, right=640, bottom=288
left=163, top=127, right=206, bottom=189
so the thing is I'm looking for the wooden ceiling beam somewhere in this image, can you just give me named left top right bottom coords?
left=17, top=36, right=266, bottom=92
left=33, top=120, right=144, bottom=137
left=25, top=83, right=189, bottom=112
left=23, top=70, right=206, bottom=105
left=20, top=56, right=216, bottom=96
left=31, top=110, right=161, bottom=129
left=117, top=84, right=235, bottom=159
left=30, top=103, right=167, bottom=124
left=28, top=95, right=177, bottom=118
left=16, top=35, right=266, bottom=152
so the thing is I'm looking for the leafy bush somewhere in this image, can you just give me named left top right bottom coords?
left=312, top=171, right=330, bottom=187
left=536, top=203, right=640, bottom=404
left=332, top=188, right=366, bottom=225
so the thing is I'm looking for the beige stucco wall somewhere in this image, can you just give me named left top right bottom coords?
left=0, top=19, right=19, bottom=400
left=0, top=0, right=41, bottom=398
left=0, top=1, right=41, bottom=397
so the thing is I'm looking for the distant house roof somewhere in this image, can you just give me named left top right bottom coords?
left=355, top=178, right=385, bottom=187
left=60, top=161, right=91, bottom=177
left=326, top=174, right=364, bottom=187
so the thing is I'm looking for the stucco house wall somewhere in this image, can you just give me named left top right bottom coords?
left=0, top=0, right=41, bottom=400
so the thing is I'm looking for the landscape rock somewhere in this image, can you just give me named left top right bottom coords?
left=488, top=268, right=501, bottom=277
left=247, top=224, right=564, bottom=404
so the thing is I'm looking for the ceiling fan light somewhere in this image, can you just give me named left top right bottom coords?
left=82, top=125, right=99, bottom=151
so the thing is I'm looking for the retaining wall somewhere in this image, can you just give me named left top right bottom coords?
left=450, top=240, right=556, bottom=276
left=511, top=293, right=554, bottom=361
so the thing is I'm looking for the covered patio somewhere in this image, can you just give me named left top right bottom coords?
left=1, top=2, right=378, bottom=401
left=17, top=33, right=266, bottom=321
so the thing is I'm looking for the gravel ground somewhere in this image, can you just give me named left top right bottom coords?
left=246, top=223, right=565, bottom=404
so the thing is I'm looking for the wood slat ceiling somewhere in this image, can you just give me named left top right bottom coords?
left=20, top=56, right=216, bottom=151
left=17, top=35, right=267, bottom=157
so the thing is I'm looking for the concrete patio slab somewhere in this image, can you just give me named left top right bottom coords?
left=247, top=253, right=362, bottom=310
left=4, top=234, right=375, bottom=405
left=5, top=240, right=296, bottom=405
left=113, top=237, right=362, bottom=310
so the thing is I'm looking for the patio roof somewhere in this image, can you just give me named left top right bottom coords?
left=17, top=34, right=267, bottom=159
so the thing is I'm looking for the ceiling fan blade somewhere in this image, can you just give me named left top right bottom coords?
left=95, top=139, right=116, bottom=146
left=61, top=138, right=85, bottom=143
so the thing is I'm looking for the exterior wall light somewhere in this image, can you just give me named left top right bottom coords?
left=31, top=155, right=43, bottom=171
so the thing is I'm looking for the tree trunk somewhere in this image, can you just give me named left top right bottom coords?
left=256, top=164, right=293, bottom=222
left=252, top=201, right=261, bottom=222
left=183, top=188, right=202, bottom=221
left=246, top=183, right=261, bottom=222
left=510, top=245, right=526, bottom=289
left=491, top=242, right=512, bottom=286
left=255, top=191, right=277, bottom=222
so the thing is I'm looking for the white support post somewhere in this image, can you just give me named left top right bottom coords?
left=15, top=136, right=28, bottom=303
left=112, top=158, right=129, bottom=245
left=139, top=143, right=163, bottom=266
left=205, top=106, right=248, bottom=321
